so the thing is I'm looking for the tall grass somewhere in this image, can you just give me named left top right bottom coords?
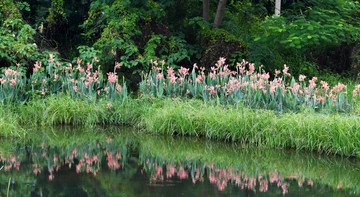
left=139, top=98, right=360, bottom=157
left=0, top=94, right=139, bottom=128
left=1, top=96, right=360, bottom=157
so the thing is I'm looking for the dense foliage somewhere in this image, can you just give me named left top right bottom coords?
left=1, top=0, right=360, bottom=90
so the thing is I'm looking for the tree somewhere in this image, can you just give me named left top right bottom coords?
left=203, top=0, right=210, bottom=22
left=275, top=0, right=281, bottom=16
left=214, top=0, right=227, bottom=28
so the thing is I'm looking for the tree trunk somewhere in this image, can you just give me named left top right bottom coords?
left=214, top=0, right=227, bottom=28
left=275, top=0, right=281, bottom=16
left=203, top=0, right=210, bottom=22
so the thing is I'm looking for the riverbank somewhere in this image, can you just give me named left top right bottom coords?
left=1, top=95, right=359, bottom=157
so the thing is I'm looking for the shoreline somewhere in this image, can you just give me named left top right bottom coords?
left=1, top=95, right=359, bottom=158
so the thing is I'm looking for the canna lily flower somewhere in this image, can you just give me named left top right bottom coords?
left=33, top=61, right=42, bottom=72
left=196, top=75, right=203, bottom=83
left=156, top=73, right=164, bottom=79
left=115, top=62, right=121, bottom=69
left=178, top=67, right=189, bottom=76
left=116, top=84, right=122, bottom=93
left=299, top=74, right=306, bottom=82
left=274, top=69, right=281, bottom=77
left=107, top=72, right=118, bottom=83
left=106, top=103, right=113, bottom=109
left=249, top=63, right=255, bottom=74
left=49, top=53, right=55, bottom=63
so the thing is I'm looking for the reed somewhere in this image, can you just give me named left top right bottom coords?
left=138, top=98, right=360, bottom=157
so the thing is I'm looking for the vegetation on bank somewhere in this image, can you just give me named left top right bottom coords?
left=1, top=96, right=360, bottom=158
left=140, top=58, right=360, bottom=113
left=0, top=54, right=360, bottom=157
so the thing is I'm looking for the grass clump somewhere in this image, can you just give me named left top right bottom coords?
left=139, top=98, right=360, bottom=157
left=1, top=93, right=360, bottom=158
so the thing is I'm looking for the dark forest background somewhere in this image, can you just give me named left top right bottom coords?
left=1, top=0, right=360, bottom=90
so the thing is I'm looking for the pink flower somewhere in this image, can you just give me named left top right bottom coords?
left=54, top=74, right=59, bottom=81
left=106, top=103, right=113, bottom=109
left=249, top=63, right=255, bottom=73
left=87, top=63, right=93, bottom=70
left=77, top=65, right=84, bottom=72
left=331, top=83, right=346, bottom=93
left=283, top=64, right=289, bottom=74
left=318, top=96, right=325, bottom=104
left=9, top=79, right=16, bottom=86
left=73, top=86, right=78, bottom=92
left=196, top=75, right=203, bottom=83
left=352, top=85, right=360, bottom=96
left=178, top=67, right=189, bottom=76
left=33, top=61, right=42, bottom=72
left=107, top=72, right=118, bottom=83
left=208, top=86, right=216, bottom=96
left=156, top=73, right=164, bottom=79
left=309, top=77, right=318, bottom=89
left=106, top=137, right=113, bottom=142
left=169, top=75, right=177, bottom=83
left=274, top=69, right=281, bottom=77
left=49, top=54, right=55, bottom=63
left=116, top=84, right=122, bottom=93
left=320, top=80, right=329, bottom=91
left=216, top=57, right=226, bottom=67
left=299, top=74, right=306, bottom=82
left=307, top=180, right=313, bottom=186
left=115, top=62, right=121, bottom=69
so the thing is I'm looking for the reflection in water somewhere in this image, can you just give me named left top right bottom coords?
left=140, top=154, right=316, bottom=195
left=0, top=126, right=359, bottom=196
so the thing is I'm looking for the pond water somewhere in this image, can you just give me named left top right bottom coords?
left=0, top=126, right=359, bottom=197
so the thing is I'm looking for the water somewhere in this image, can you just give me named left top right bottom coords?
left=0, top=126, right=359, bottom=197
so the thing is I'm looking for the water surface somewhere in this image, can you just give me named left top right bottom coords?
left=0, top=127, right=359, bottom=196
